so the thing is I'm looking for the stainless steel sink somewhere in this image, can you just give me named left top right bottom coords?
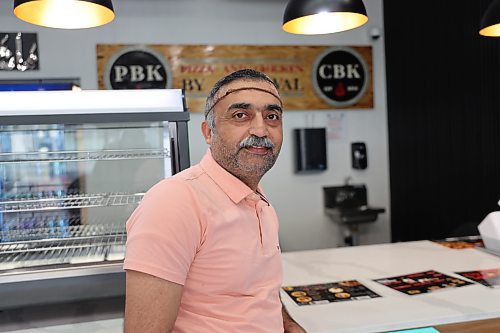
left=323, top=184, right=385, bottom=246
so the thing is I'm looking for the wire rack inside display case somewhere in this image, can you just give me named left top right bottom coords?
left=0, top=192, right=145, bottom=213
left=0, top=89, right=190, bottom=309
left=0, top=223, right=126, bottom=271
left=0, top=148, right=170, bottom=164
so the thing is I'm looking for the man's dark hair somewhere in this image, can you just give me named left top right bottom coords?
left=204, top=69, right=278, bottom=131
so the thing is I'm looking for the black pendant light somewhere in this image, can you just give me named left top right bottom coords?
left=480, top=0, right=500, bottom=36
left=13, top=0, right=115, bottom=29
left=283, top=0, right=368, bottom=35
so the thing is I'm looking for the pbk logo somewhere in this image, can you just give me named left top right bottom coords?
left=104, top=47, right=172, bottom=89
left=312, top=47, right=368, bottom=107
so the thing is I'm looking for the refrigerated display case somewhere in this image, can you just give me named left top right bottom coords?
left=0, top=89, right=190, bottom=309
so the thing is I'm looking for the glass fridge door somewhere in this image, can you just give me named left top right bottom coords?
left=0, top=120, right=174, bottom=269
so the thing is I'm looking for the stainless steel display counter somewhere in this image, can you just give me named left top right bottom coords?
left=0, top=89, right=190, bottom=310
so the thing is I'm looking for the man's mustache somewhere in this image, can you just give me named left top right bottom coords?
left=239, top=135, right=275, bottom=149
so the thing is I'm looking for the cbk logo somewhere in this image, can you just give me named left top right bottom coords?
left=104, top=47, right=172, bottom=89
left=318, top=63, right=362, bottom=80
left=312, top=47, right=368, bottom=107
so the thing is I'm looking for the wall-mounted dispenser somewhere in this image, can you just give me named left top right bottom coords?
left=294, top=128, right=327, bottom=173
left=351, top=142, right=367, bottom=170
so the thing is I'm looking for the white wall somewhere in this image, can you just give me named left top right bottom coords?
left=0, top=0, right=390, bottom=251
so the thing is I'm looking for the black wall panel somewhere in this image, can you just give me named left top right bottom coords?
left=384, top=0, right=500, bottom=241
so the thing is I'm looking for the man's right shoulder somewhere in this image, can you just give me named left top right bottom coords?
left=146, top=163, right=205, bottom=194
left=172, top=163, right=205, bottom=181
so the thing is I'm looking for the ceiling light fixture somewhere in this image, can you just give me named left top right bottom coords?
left=282, top=0, right=368, bottom=35
left=480, top=0, right=500, bottom=36
left=13, top=0, right=115, bottom=29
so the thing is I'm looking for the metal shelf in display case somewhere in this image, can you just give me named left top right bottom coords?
left=0, top=192, right=145, bottom=213
left=0, top=148, right=170, bottom=164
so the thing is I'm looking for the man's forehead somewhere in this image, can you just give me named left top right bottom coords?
left=218, top=79, right=278, bottom=94
left=214, top=79, right=282, bottom=105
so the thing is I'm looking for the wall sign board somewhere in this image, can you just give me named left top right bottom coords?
left=97, top=44, right=373, bottom=112
left=103, top=46, right=172, bottom=90
left=0, top=32, right=39, bottom=71
left=313, top=47, right=369, bottom=107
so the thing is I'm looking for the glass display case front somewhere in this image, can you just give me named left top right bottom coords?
left=0, top=89, right=189, bottom=308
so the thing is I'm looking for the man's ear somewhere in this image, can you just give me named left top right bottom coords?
left=201, top=121, right=212, bottom=145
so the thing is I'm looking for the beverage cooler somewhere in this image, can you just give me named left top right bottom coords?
left=0, top=89, right=190, bottom=309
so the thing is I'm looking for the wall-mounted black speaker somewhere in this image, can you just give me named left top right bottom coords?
left=294, top=128, right=327, bottom=173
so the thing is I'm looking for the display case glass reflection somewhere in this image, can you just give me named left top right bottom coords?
left=0, top=121, right=171, bottom=267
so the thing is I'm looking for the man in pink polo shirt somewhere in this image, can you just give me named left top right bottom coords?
left=123, top=69, right=305, bottom=333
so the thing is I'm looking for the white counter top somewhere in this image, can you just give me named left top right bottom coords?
left=281, top=240, right=500, bottom=333
left=2, top=240, right=500, bottom=333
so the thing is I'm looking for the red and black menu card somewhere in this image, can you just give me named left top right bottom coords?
left=455, top=268, right=500, bottom=288
left=373, top=270, right=472, bottom=295
left=282, top=280, right=381, bottom=306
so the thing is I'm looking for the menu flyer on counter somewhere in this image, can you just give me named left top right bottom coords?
left=431, top=235, right=484, bottom=249
left=455, top=268, right=500, bottom=288
left=373, top=270, right=472, bottom=295
left=282, top=280, right=381, bottom=306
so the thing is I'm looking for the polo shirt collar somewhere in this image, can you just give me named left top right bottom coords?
left=200, top=149, right=260, bottom=204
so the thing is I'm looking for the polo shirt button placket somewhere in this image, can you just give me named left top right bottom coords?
left=256, top=200, right=268, bottom=252
left=247, top=193, right=264, bottom=250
